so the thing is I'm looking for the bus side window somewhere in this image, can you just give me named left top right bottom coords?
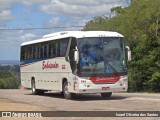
left=44, top=44, right=48, bottom=58
left=35, top=45, right=39, bottom=59
left=24, top=47, right=27, bottom=60
left=27, top=46, right=31, bottom=59
left=32, top=46, right=35, bottom=59
left=41, top=44, right=44, bottom=59
left=37, top=44, right=41, bottom=59
left=21, top=47, right=25, bottom=60
left=49, top=40, right=58, bottom=58
left=48, top=44, right=52, bottom=58
left=60, top=38, right=69, bottom=57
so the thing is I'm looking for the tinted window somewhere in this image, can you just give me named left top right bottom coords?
left=21, top=38, right=70, bottom=60
left=60, top=38, right=69, bottom=57
left=21, top=47, right=25, bottom=60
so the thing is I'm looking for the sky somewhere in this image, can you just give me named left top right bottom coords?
left=0, top=0, right=130, bottom=60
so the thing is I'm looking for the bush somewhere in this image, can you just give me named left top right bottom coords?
left=0, top=70, right=20, bottom=89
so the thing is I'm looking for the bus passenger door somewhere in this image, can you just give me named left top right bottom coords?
left=69, top=38, right=78, bottom=74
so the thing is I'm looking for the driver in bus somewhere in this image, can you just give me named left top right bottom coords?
left=88, top=44, right=98, bottom=63
left=80, top=44, right=89, bottom=67
left=80, top=44, right=98, bottom=67
left=80, top=53, right=89, bottom=67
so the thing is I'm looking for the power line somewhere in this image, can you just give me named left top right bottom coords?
left=0, top=26, right=84, bottom=31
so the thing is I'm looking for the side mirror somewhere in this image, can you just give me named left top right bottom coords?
left=74, top=50, right=79, bottom=64
left=126, top=46, right=131, bottom=61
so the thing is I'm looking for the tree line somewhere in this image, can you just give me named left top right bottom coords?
left=0, top=65, right=20, bottom=89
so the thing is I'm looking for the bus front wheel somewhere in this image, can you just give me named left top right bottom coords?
left=101, top=92, right=112, bottom=98
left=63, top=81, right=75, bottom=99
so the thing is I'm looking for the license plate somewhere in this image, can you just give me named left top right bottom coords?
left=102, top=87, right=110, bottom=90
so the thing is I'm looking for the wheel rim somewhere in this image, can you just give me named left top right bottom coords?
left=64, top=82, right=69, bottom=97
left=64, top=84, right=68, bottom=96
left=32, top=81, right=35, bottom=93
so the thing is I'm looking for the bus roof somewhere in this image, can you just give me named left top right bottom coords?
left=21, top=31, right=124, bottom=46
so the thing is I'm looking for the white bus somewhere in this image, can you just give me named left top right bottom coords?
left=20, top=31, right=131, bottom=99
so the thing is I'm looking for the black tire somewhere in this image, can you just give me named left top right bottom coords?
left=101, top=92, right=112, bottom=98
left=36, top=89, right=45, bottom=95
left=63, top=80, right=75, bottom=100
left=31, top=80, right=44, bottom=95
left=31, top=80, right=37, bottom=95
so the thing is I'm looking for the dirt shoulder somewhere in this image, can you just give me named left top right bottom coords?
left=0, top=98, right=46, bottom=111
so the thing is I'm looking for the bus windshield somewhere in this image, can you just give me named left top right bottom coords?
left=78, top=37, right=127, bottom=76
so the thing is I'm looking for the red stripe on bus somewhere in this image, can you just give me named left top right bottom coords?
left=89, top=76, right=120, bottom=84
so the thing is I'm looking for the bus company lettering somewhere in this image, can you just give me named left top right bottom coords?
left=42, top=61, right=59, bottom=69
left=96, top=77, right=114, bottom=81
left=92, top=76, right=120, bottom=81
left=89, top=76, right=120, bottom=84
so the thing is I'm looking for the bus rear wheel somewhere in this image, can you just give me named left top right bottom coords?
left=31, top=80, right=44, bottom=95
left=63, top=80, right=75, bottom=100
left=101, top=92, right=112, bottom=98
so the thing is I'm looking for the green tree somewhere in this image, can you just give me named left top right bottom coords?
left=0, top=70, right=20, bottom=89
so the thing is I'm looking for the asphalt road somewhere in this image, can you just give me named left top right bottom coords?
left=0, top=89, right=160, bottom=120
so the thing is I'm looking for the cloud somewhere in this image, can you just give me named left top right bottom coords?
left=20, top=33, right=37, bottom=42
left=0, top=10, right=13, bottom=26
left=48, top=17, right=61, bottom=27
left=0, top=0, right=14, bottom=10
left=0, top=30, right=38, bottom=46
left=0, top=0, right=50, bottom=25
left=0, top=30, right=39, bottom=60
left=41, top=0, right=126, bottom=31
left=20, top=0, right=50, bottom=5
left=0, top=10, right=12, bottom=19
left=0, top=0, right=49, bottom=10
left=41, top=0, right=126, bottom=17
left=0, top=0, right=126, bottom=28
left=59, top=0, right=126, bottom=6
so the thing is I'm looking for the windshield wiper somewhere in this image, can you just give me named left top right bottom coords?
left=106, top=62, right=118, bottom=73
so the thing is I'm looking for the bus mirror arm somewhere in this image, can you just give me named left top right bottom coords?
left=74, top=50, right=79, bottom=64
left=126, top=46, right=131, bottom=61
